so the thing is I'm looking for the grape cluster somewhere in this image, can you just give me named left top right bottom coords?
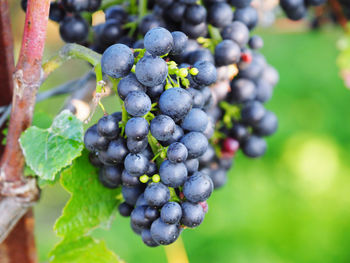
left=21, top=0, right=102, bottom=43
left=92, top=5, right=138, bottom=53
left=30, top=0, right=283, bottom=247
left=279, top=0, right=326, bottom=21
left=200, top=55, right=279, bottom=189
left=85, top=27, right=219, bottom=246
left=179, top=9, right=279, bottom=189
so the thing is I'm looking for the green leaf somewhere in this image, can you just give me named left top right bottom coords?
left=54, top=151, right=122, bottom=238
left=49, top=236, right=122, bottom=263
left=19, top=110, right=84, bottom=181
left=32, top=111, right=53, bottom=129
left=37, top=174, right=60, bottom=188
left=24, top=164, right=59, bottom=188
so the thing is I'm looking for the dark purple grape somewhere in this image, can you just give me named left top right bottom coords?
left=214, top=40, right=241, bottom=66
left=124, top=91, right=152, bottom=117
left=209, top=169, right=227, bottom=189
left=150, top=218, right=180, bottom=245
left=241, top=135, right=267, bottom=157
left=144, top=183, right=170, bottom=207
left=249, top=35, right=264, bottom=49
left=253, top=111, right=278, bottom=136
left=84, top=125, right=109, bottom=152
left=208, top=2, right=233, bottom=28
left=183, top=172, right=213, bottom=203
left=160, top=202, right=182, bottom=224
left=241, top=101, right=266, bottom=125
left=89, top=152, right=103, bottom=167
left=229, top=78, right=256, bottom=103
left=180, top=132, right=208, bottom=158
left=122, top=185, right=144, bottom=206
left=98, top=138, right=128, bottom=165
left=193, top=61, right=217, bottom=86
left=135, top=55, right=168, bottom=87
left=125, top=117, right=149, bottom=140
left=105, top=5, right=128, bottom=23
left=127, top=137, right=148, bottom=153
left=99, top=165, right=122, bottom=188
left=185, top=5, right=207, bottom=25
left=145, top=206, right=160, bottom=221
left=181, top=108, right=208, bottom=132
left=150, top=115, right=176, bottom=141
left=181, top=202, right=205, bottom=228
left=142, top=229, right=159, bottom=247
left=159, top=160, right=188, bottom=187
left=124, top=153, right=149, bottom=177
left=98, top=20, right=123, bottom=46
left=170, top=31, right=188, bottom=56
left=233, top=6, right=258, bottom=30
left=118, top=202, right=134, bottom=217
left=118, top=74, right=146, bottom=100
left=184, top=158, right=199, bottom=174
left=230, top=0, right=252, bottom=8
left=97, top=114, right=119, bottom=140
left=144, top=27, right=174, bottom=56
left=221, top=21, right=250, bottom=47
left=159, top=88, right=193, bottom=122
left=122, top=170, right=142, bottom=186
left=167, top=142, right=188, bottom=163
left=181, top=21, right=207, bottom=39
left=49, top=2, right=66, bottom=22
left=131, top=206, right=152, bottom=229
left=101, top=44, right=134, bottom=78
left=59, top=15, right=89, bottom=43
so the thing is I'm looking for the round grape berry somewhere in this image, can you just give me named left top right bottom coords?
left=144, top=27, right=174, bottom=56
left=150, top=218, right=180, bottom=245
left=183, top=172, right=213, bottom=203
left=135, top=55, right=168, bottom=87
left=101, top=44, right=134, bottom=78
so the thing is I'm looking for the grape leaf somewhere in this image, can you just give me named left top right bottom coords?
left=19, top=110, right=84, bottom=181
left=50, top=236, right=122, bottom=263
left=54, top=150, right=122, bottom=238
left=32, top=111, right=53, bottom=129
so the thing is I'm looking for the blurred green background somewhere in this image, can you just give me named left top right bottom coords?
left=10, top=4, right=350, bottom=262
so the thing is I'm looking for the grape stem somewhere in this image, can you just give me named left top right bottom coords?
left=147, top=133, right=163, bottom=167
left=42, top=43, right=101, bottom=79
left=139, top=0, right=148, bottom=20
left=207, top=24, right=222, bottom=43
left=42, top=43, right=105, bottom=111
left=164, top=238, right=189, bottom=263
left=130, top=0, right=137, bottom=15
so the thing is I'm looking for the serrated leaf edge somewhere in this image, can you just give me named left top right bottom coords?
left=19, top=111, right=84, bottom=181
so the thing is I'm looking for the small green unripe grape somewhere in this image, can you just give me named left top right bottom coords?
left=169, top=64, right=177, bottom=70
left=165, top=83, right=173, bottom=90
left=189, top=68, right=199, bottom=75
left=140, top=175, right=149, bottom=183
left=152, top=174, right=160, bottom=183
left=197, top=37, right=206, bottom=43
left=179, top=68, right=188, bottom=78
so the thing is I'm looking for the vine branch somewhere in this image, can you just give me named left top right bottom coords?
left=329, top=0, right=349, bottom=32
left=0, top=0, right=50, bottom=252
